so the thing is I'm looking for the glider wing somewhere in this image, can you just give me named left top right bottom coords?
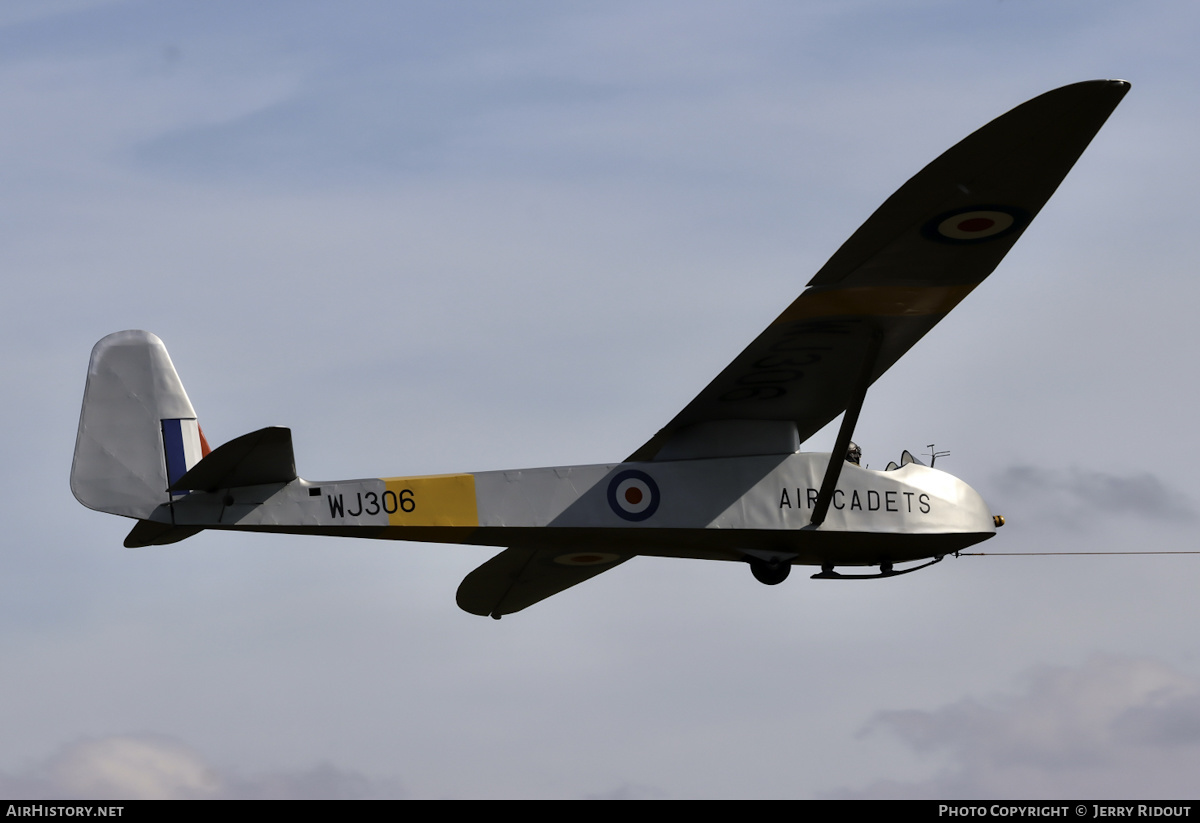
left=629, top=79, right=1130, bottom=462
left=457, top=545, right=635, bottom=618
left=461, top=80, right=1130, bottom=616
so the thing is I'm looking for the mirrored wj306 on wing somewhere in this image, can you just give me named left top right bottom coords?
left=71, top=80, right=1130, bottom=618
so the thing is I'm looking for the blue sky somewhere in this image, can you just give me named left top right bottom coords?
left=4, top=0, right=1200, bottom=798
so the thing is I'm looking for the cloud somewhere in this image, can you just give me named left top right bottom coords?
left=991, top=466, right=1195, bottom=526
left=826, top=656, right=1200, bottom=799
left=0, top=735, right=403, bottom=800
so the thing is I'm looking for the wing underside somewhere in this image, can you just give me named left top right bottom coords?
left=630, top=79, right=1130, bottom=462
left=457, top=545, right=633, bottom=618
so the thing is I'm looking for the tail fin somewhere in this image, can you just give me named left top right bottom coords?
left=71, top=330, right=210, bottom=520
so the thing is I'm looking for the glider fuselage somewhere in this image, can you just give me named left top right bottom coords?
left=160, top=453, right=995, bottom=566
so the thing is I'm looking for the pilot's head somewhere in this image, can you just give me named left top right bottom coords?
left=846, top=442, right=862, bottom=465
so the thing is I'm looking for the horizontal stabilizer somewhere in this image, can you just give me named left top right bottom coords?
left=457, top=545, right=632, bottom=617
left=124, top=520, right=202, bottom=548
left=171, top=426, right=297, bottom=492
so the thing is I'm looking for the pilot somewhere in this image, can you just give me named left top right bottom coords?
left=846, top=441, right=862, bottom=466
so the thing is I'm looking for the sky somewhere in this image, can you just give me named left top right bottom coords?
left=3, top=0, right=1200, bottom=799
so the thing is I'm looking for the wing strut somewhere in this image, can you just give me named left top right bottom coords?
left=809, top=329, right=883, bottom=528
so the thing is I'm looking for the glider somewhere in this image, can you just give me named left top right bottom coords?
left=71, top=80, right=1129, bottom=618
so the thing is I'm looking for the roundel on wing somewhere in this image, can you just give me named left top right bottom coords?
left=607, top=469, right=660, bottom=522
left=922, top=205, right=1029, bottom=245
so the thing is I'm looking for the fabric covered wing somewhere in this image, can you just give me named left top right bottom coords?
left=457, top=546, right=633, bottom=617
left=630, top=79, right=1129, bottom=462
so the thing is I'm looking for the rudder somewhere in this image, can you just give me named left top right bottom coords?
left=71, top=330, right=209, bottom=520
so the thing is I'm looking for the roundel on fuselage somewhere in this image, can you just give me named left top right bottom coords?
left=607, top=469, right=660, bottom=522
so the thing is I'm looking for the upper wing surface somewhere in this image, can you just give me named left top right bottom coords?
left=630, top=80, right=1129, bottom=462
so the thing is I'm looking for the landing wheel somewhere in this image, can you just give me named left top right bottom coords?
left=749, top=557, right=791, bottom=585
